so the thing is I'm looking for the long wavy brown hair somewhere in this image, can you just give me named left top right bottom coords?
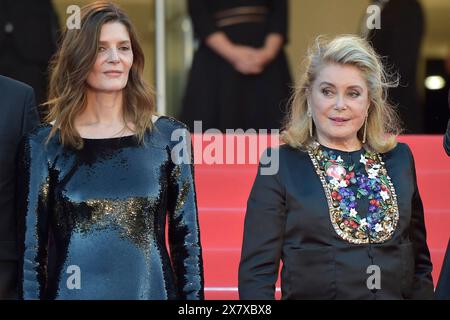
left=44, top=1, right=155, bottom=149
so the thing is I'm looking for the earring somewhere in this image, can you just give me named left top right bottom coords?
left=362, top=115, right=368, bottom=144
left=307, top=109, right=313, bottom=138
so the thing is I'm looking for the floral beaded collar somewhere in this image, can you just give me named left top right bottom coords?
left=307, top=141, right=399, bottom=244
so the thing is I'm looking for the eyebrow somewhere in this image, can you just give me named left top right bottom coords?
left=319, top=82, right=364, bottom=91
left=98, top=40, right=131, bottom=45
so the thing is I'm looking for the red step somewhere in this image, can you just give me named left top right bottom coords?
left=192, top=134, right=450, bottom=299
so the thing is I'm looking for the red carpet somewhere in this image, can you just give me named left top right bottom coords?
left=192, top=134, right=450, bottom=300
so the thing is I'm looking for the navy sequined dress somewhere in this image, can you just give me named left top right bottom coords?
left=17, top=116, right=204, bottom=300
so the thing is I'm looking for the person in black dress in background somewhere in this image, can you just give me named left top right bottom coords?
left=364, top=0, right=424, bottom=133
left=180, top=0, right=292, bottom=132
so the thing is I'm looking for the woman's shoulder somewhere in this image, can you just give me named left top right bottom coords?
left=149, top=115, right=191, bottom=147
left=24, top=123, right=54, bottom=144
left=278, top=143, right=311, bottom=159
left=259, top=143, right=311, bottom=169
left=19, top=123, right=61, bottom=160
left=259, top=143, right=313, bottom=163
left=381, top=142, right=416, bottom=171
left=153, top=115, right=189, bottom=133
left=382, top=142, right=413, bottom=159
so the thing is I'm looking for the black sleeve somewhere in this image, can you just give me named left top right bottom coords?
left=239, top=149, right=286, bottom=300
left=444, top=119, right=450, bottom=156
left=188, top=0, right=218, bottom=41
left=405, top=145, right=435, bottom=299
left=167, top=127, right=204, bottom=300
left=267, top=0, right=288, bottom=43
left=16, top=134, right=50, bottom=300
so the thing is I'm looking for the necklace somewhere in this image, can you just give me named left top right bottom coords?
left=307, top=142, right=399, bottom=244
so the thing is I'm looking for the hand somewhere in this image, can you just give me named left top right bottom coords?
left=249, top=48, right=276, bottom=70
left=228, top=46, right=265, bottom=75
left=247, top=33, right=285, bottom=71
left=205, top=32, right=282, bottom=75
left=205, top=33, right=263, bottom=75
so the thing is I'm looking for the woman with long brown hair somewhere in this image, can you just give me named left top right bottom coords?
left=17, top=1, right=204, bottom=300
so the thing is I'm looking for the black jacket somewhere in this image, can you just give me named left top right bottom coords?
left=0, top=75, right=39, bottom=299
left=239, top=143, right=434, bottom=299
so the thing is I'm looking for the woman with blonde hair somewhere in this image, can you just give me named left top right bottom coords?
left=17, top=1, right=204, bottom=300
left=239, top=35, right=434, bottom=299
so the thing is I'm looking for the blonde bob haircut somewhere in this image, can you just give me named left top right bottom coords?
left=281, top=35, right=401, bottom=153
left=44, top=1, right=155, bottom=149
